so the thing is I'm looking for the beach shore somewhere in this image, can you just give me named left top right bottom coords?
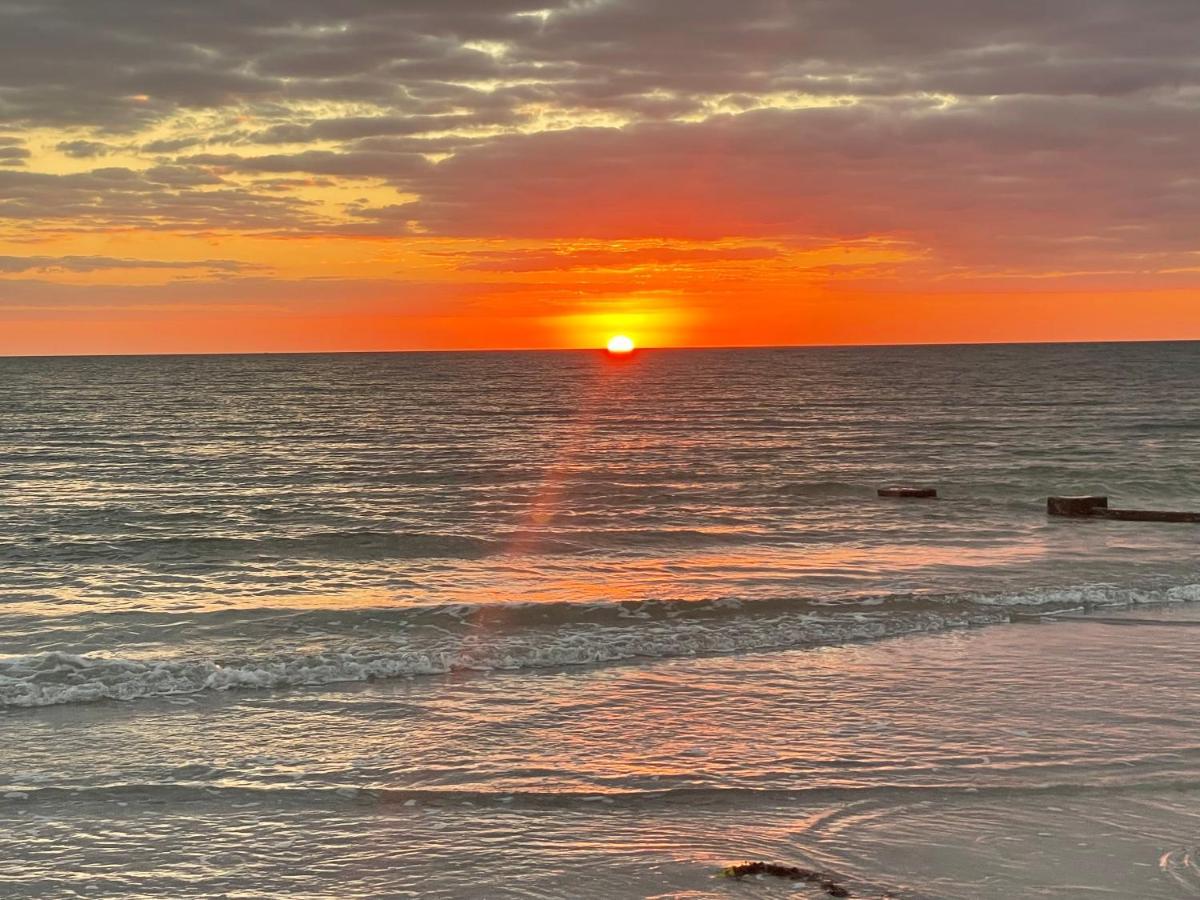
left=3, top=605, right=1198, bottom=898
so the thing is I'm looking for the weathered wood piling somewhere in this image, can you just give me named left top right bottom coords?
left=878, top=487, right=937, bottom=498
left=1047, top=495, right=1200, bottom=523
left=1096, top=508, right=1200, bottom=523
left=1046, top=495, right=1108, bottom=517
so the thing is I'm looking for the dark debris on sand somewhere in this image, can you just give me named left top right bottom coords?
left=721, top=861, right=852, bottom=896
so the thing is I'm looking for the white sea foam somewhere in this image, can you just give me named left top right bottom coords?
left=3, top=584, right=1196, bottom=708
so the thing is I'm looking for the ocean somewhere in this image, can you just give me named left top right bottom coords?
left=2, top=342, right=1199, bottom=898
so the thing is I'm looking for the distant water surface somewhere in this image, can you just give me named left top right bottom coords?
left=2, top=343, right=1199, bottom=897
left=2, top=342, right=1199, bottom=702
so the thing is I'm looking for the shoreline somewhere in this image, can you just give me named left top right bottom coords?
left=5, top=606, right=1200, bottom=897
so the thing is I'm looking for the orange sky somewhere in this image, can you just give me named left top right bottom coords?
left=2, top=2, right=1199, bottom=355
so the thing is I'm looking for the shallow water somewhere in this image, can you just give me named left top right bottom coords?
left=3, top=614, right=1200, bottom=897
left=2, top=343, right=1200, bottom=896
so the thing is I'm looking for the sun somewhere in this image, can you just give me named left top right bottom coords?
left=606, top=334, right=635, bottom=354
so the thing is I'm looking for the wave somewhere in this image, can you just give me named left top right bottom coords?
left=776, top=480, right=876, bottom=498
left=3, top=583, right=1198, bottom=709
left=6, top=777, right=1200, bottom=810
left=4, top=526, right=832, bottom=565
left=4, top=531, right=531, bottom=564
left=0, top=612, right=955, bottom=708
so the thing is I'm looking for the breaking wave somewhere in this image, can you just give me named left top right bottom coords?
left=3, top=583, right=1197, bottom=709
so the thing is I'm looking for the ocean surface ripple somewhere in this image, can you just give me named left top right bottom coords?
left=4, top=344, right=1200, bottom=898
left=3, top=343, right=1200, bottom=707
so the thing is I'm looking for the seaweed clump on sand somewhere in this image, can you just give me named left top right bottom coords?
left=721, top=861, right=852, bottom=897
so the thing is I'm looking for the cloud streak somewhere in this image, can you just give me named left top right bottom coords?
left=0, top=255, right=256, bottom=274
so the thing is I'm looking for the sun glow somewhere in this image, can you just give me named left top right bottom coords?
left=606, top=334, right=635, bottom=354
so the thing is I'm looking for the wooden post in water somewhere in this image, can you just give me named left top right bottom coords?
left=878, top=487, right=938, bottom=498
left=1047, top=495, right=1200, bottom=522
left=1097, top=508, right=1200, bottom=523
left=1047, top=495, right=1108, bottom=517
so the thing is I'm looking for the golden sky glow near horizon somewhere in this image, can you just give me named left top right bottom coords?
left=2, top=1, right=1199, bottom=354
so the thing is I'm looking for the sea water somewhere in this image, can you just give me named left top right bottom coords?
left=1, top=342, right=1199, bottom=897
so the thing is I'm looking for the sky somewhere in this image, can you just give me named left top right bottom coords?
left=1, top=0, right=1199, bottom=354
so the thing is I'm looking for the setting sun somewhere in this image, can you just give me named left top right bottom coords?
left=606, top=335, right=635, bottom=354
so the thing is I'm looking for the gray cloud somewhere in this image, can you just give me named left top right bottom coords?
left=183, top=150, right=429, bottom=179
left=0, top=166, right=320, bottom=231
left=376, top=94, right=1200, bottom=273
left=0, top=146, right=28, bottom=166
left=0, top=275, right=520, bottom=318
left=0, top=255, right=255, bottom=274
left=444, top=245, right=784, bottom=272
left=4, top=1, right=1196, bottom=130
left=0, top=0, right=1196, bottom=282
left=55, top=139, right=115, bottom=158
left=0, top=134, right=28, bottom=167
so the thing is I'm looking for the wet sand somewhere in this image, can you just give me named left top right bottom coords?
left=3, top=605, right=1199, bottom=898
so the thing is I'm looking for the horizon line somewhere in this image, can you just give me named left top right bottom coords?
left=2, top=335, right=1198, bottom=361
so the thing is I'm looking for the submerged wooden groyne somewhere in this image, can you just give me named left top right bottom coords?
left=1047, top=495, right=1200, bottom=523
left=878, top=486, right=937, bottom=498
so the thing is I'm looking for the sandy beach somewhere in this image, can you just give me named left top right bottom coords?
left=4, top=605, right=1199, bottom=898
